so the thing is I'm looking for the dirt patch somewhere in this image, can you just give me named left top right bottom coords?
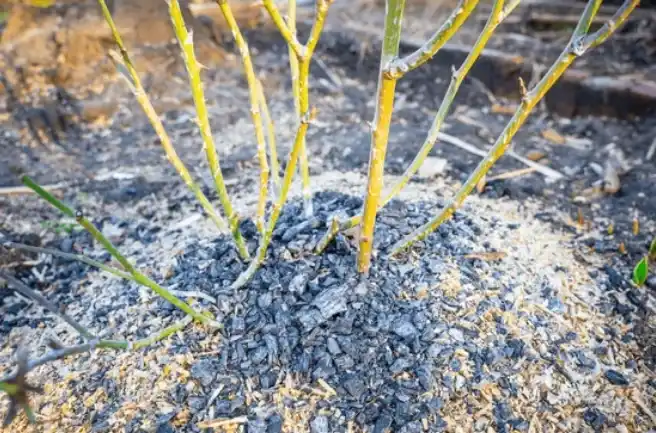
left=334, top=0, right=656, bottom=119
left=0, top=0, right=267, bottom=108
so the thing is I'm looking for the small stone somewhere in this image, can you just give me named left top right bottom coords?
left=417, top=157, right=447, bottom=179
left=605, top=370, right=629, bottom=386
left=260, top=372, right=277, bottom=389
left=343, top=376, right=365, bottom=399
left=426, top=397, right=443, bottom=413
left=60, top=238, right=74, bottom=253
left=583, top=408, right=607, bottom=431
left=102, top=223, right=125, bottom=242
left=155, top=423, right=175, bottom=433
left=251, top=346, right=268, bottom=364
left=454, top=374, right=466, bottom=390
left=230, top=316, right=246, bottom=335
left=573, top=350, right=597, bottom=370
left=416, top=366, right=433, bottom=391
left=289, top=273, right=308, bottom=294
left=267, top=414, right=283, bottom=433
left=326, top=337, right=341, bottom=355
left=393, top=318, right=418, bottom=339
left=505, top=338, right=525, bottom=359
left=494, top=401, right=513, bottom=421
left=354, top=281, right=368, bottom=296
left=215, top=400, right=232, bottom=415
left=310, top=415, right=329, bottom=433
left=399, top=421, right=423, bottom=433
left=646, top=275, right=656, bottom=290
left=448, top=328, right=464, bottom=342
left=296, top=307, right=325, bottom=330
left=281, top=217, right=319, bottom=242
left=187, top=396, right=205, bottom=413
left=312, top=285, right=348, bottom=319
left=390, top=358, right=411, bottom=374
left=257, top=292, right=273, bottom=309
left=509, top=419, right=529, bottom=431
left=334, top=355, right=355, bottom=370
left=248, top=418, right=267, bottom=433
left=190, top=359, right=216, bottom=387
left=373, top=414, right=393, bottom=433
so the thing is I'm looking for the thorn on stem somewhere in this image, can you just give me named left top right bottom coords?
left=301, top=107, right=318, bottom=124
left=518, top=77, right=529, bottom=103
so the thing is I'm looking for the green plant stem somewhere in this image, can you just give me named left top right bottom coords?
left=356, top=0, right=406, bottom=274
left=4, top=242, right=134, bottom=281
left=257, top=78, right=281, bottom=195
left=315, top=0, right=519, bottom=254
left=579, top=0, right=639, bottom=49
left=169, top=0, right=250, bottom=259
left=21, top=176, right=217, bottom=327
left=0, top=316, right=192, bottom=386
left=230, top=110, right=314, bottom=289
left=385, top=0, right=480, bottom=79
left=95, top=0, right=230, bottom=236
left=388, top=0, right=638, bottom=256
left=314, top=216, right=341, bottom=253
left=0, top=382, right=18, bottom=396
left=131, top=315, right=194, bottom=350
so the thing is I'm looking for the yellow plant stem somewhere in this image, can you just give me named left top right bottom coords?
left=256, top=78, right=281, bottom=195
left=215, top=0, right=270, bottom=235
left=389, top=0, right=638, bottom=256
left=386, top=0, right=480, bottom=79
left=231, top=110, right=315, bottom=289
left=357, top=77, right=398, bottom=273
left=265, top=0, right=333, bottom=219
left=288, top=0, right=301, bottom=128
left=262, top=0, right=306, bottom=58
left=356, top=0, right=406, bottom=274
left=316, top=0, right=518, bottom=255
left=95, top=0, right=229, bottom=237
left=169, top=0, right=250, bottom=260
left=297, top=54, right=313, bottom=217
left=287, top=0, right=313, bottom=217
left=227, top=0, right=334, bottom=288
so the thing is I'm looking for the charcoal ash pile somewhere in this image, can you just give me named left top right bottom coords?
left=155, top=191, right=654, bottom=433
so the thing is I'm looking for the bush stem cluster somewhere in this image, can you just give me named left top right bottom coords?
left=1, top=0, right=639, bottom=425
left=389, top=0, right=638, bottom=255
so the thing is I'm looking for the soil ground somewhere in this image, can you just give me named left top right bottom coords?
left=0, top=1, right=655, bottom=432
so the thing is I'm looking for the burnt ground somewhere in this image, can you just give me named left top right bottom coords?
left=2, top=15, right=655, bottom=277
left=1, top=1, right=656, bottom=432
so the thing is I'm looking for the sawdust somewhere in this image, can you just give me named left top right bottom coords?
left=2, top=168, right=654, bottom=432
